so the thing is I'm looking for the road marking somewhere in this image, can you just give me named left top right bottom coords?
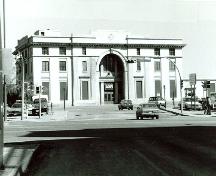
left=134, top=149, right=170, bottom=176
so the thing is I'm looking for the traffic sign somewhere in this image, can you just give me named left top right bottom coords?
left=189, top=73, right=196, bottom=86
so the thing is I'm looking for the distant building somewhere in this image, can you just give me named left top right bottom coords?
left=13, top=29, right=186, bottom=105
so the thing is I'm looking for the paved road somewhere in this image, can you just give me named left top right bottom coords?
left=4, top=107, right=216, bottom=176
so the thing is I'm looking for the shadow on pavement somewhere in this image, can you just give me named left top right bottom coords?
left=8, top=126, right=216, bottom=176
left=7, top=126, right=215, bottom=143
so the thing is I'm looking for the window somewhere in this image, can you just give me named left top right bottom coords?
left=137, top=60, right=141, bottom=71
left=60, top=82, right=68, bottom=100
left=24, top=63, right=28, bottom=74
left=59, top=47, right=66, bottom=55
left=82, top=47, right=86, bottom=55
left=209, top=83, right=216, bottom=96
left=42, top=61, right=49, bottom=71
left=81, top=81, right=89, bottom=100
left=29, top=47, right=32, bottom=56
left=154, top=48, right=160, bottom=56
left=59, top=61, right=66, bottom=71
left=31, top=62, right=33, bottom=73
left=169, top=60, right=175, bottom=71
left=136, top=81, right=143, bottom=98
left=42, top=82, right=50, bottom=100
left=154, top=60, right=161, bottom=71
left=155, top=80, right=162, bottom=97
left=137, top=48, right=140, bottom=55
left=24, top=50, right=28, bottom=58
left=169, top=48, right=175, bottom=56
left=170, top=80, right=176, bottom=98
left=42, top=47, right=49, bottom=55
left=82, top=61, right=87, bottom=72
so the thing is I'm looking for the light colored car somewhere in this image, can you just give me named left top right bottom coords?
left=136, top=103, right=160, bottom=120
left=148, top=97, right=166, bottom=108
left=7, top=103, right=26, bottom=116
left=178, top=97, right=202, bottom=110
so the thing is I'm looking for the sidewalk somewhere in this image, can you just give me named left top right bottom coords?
left=164, top=104, right=216, bottom=117
left=0, top=144, right=38, bottom=176
left=5, top=110, right=68, bottom=122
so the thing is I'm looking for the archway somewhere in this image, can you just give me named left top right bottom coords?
left=99, top=53, right=125, bottom=104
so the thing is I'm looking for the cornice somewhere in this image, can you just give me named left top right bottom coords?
left=13, top=41, right=186, bottom=55
left=31, top=42, right=185, bottom=49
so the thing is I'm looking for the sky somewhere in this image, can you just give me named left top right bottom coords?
left=4, top=0, right=216, bottom=79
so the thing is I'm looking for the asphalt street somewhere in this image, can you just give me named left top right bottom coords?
left=4, top=106, right=216, bottom=176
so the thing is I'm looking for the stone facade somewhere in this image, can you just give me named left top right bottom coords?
left=13, top=29, right=186, bottom=105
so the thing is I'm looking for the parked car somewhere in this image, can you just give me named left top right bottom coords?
left=7, top=102, right=27, bottom=116
left=32, top=98, right=49, bottom=115
left=118, top=99, right=133, bottom=110
left=26, top=104, right=33, bottom=115
left=136, top=103, right=160, bottom=120
left=148, top=97, right=166, bottom=108
left=15, top=100, right=33, bottom=115
left=178, top=97, right=202, bottom=110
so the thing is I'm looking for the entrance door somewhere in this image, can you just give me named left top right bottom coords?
left=104, top=82, right=114, bottom=104
left=104, top=92, right=114, bottom=104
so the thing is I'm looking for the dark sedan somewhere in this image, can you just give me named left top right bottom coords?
left=118, top=99, right=133, bottom=110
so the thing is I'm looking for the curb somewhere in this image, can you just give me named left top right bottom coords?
left=0, top=144, right=39, bottom=176
left=159, top=107, right=188, bottom=116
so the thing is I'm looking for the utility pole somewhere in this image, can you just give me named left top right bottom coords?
left=63, top=88, right=65, bottom=111
left=0, top=14, right=4, bottom=169
left=0, top=73, right=3, bottom=169
left=70, top=34, right=74, bottom=106
left=39, top=86, right=41, bottom=119
left=3, top=75, right=6, bottom=121
left=21, top=56, right=25, bottom=120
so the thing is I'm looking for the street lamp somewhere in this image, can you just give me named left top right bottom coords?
left=165, top=57, right=183, bottom=114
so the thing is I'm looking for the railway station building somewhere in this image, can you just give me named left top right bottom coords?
left=13, top=29, right=186, bottom=106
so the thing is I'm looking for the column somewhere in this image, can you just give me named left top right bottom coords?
left=161, top=57, right=170, bottom=100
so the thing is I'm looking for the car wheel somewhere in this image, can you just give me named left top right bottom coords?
left=156, top=115, right=159, bottom=119
left=131, top=107, right=133, bottom=110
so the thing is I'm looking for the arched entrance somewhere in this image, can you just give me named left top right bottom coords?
left=99, top=53, right=125, bottom=104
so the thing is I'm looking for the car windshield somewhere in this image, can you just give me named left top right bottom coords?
left=183, top=98, right=199, bottom=102
left=142, top=104, right=157, bottom=108
left=121, top=100, right=132, bottom=103
left=34, top=98, right=47, bottom=103
left=149, top=97, right=157, bottom=101
left=12, top=103, right=22, bottom=108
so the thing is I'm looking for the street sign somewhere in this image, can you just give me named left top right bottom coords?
left=189, top=73, right=196, bottom=86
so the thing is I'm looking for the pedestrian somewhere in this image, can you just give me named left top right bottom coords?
left=206, top=97, right=211, bottom=115
left=203, top=100, right=207, bottom=115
